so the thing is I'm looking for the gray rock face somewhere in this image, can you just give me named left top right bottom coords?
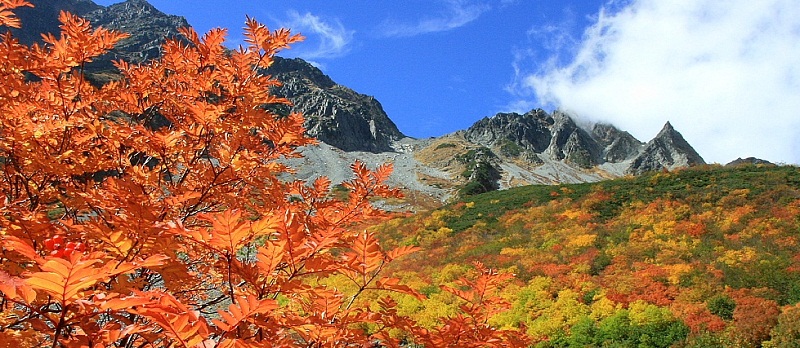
left=9, top=0, right=189, bottom=72
left=464, top=109, right=604, bottom=168
left=592, top=123, right=644, bottom=162
left=464, top=111, right=705, bottom=175
left=725, top=157, right=774, bottom=167
left=266, top=57, right=405, bottom=153
left=627, top=122, right=706, bottom=174
left=464, top=109, right=553, bottom=154
left=546, top=111, right=603, bottom=168
left=83, top=0, right=189, bottom=70
left=7, top=0, right=102, bottom=45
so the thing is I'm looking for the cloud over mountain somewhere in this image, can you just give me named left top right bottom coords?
left=513, top=0, right=800, bottom=164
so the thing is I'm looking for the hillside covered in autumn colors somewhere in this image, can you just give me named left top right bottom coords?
left=369, top=164, right=800, bottom=346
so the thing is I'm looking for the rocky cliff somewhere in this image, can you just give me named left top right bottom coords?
left=6, top=0, right=102, bottom=44
left=442, top=111, right=706, bottom=194
left=627, top=122, right=706, bottom=175
left=463, top=109, right=608, bottom=168
left=464, top=109, right=642, bottom=169
left=464, top=110, right=554, bottom=155
left=83, top=0, right=189, bottom=70
left=265, top=57, right=405, bottom=153
left=545, top=112, right=603, bottom=168
left=9, top=0, right=188, bottom=72
left=592, top=123, right=644, bottom=162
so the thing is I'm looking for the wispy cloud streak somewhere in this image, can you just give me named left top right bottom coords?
left=379, top=0, right=490, bottom=37
left=284, top=11, right=354, bottom=60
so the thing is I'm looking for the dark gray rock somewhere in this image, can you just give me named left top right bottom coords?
left=464, top=109, right=553, bottom=154
left=627, top=122, right=705, bottom=174
left=546, top=111, right=603, bottom=168
left=464, top=109, right=604, bottom=168
left=83, top=0, right=189, bottom=70
left=7, top=0, right=189, bottom=72
left=725, top=157, right=774, bottom=167
left=592, top=123, right=644, bottom=162
left=6, top=0, right=102, bottom=45
left=265, top=57, right=405, bottom=153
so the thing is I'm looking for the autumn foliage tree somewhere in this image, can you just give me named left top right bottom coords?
left=0, top=1, right=529, bottom=347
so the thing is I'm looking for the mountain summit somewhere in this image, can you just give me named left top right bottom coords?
left=464, top=109, right=605, bottom=168
left=83, top=0, right=189, bottom=69
left=265, top=57, right=405, bottom=153
left=9, top=0, right=188, bottom=71
left=627, top=122, right=706, bottom=175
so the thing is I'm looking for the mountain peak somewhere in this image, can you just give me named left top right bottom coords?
left=592, top=123, right=643, bottom=162
left=119, top=0, right=154, bottom=6
left=265, top=57, right=404, bottom=153
left=627, top=122, right=705, bottom=174
left=104, top=0, right=165, bottom=15
left=81, top=0, right=189, bottom=70
left=6, top=0, right=102, bottom=44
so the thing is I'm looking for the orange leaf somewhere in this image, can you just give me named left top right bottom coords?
left=129, top=291, right=212, bottom=347
left=0, top=270, right=36, bottom=303
left=346, top=231, right=384, bottom=275
left=2, top=236, right=39, bottom=260
left=25, top=254, right=104, bottom=305
left=256, top=240, right=286, bottom=275
left=212, top=295, right=277, bottom=332
left=375, top=277, right=425, bottom=300
left=249, top=214, right=281, bottom=237
left=196, top=210, right=250, bottom=254
left=386, top=245, right=419, bottom=261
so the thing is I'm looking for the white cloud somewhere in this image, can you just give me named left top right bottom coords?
left=514, top=0, right=800, bottom=164
left=379, top=0, right=490, bottom=37
left=284, top=11, right=354, bottom=60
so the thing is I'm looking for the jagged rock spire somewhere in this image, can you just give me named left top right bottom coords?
left=627, top=122, right=705, bottom=174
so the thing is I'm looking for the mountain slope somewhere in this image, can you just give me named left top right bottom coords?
left=413, top=110, right=704, bottom=199
left=592, top=123, right=644, bottom=162
left=6, top=0, right=103, bottom=44
left=265, top=57, right=405, bottom=153
left=372, top=164, right=800, bottom=345
left=83, top=0, right=189, bottom=70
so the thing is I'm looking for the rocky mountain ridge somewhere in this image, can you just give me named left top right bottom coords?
left=9, top=0, right=188, bottom=72
left=83, top=0, right=189, bottom=70
left=265, top=57, right=405, bottom=153
left=9, top=0, right=709, bottom=206
left=627, top=122, right=706, bottom=175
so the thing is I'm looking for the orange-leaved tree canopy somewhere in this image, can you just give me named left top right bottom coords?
left=0, top=1, right=529, bottom=347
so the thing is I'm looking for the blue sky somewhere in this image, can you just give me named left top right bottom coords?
left=94, top=0, right=800, bottom=164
